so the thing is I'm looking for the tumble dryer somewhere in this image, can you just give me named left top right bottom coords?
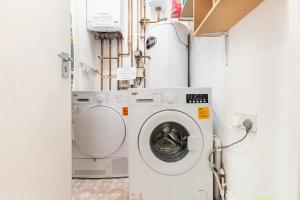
left=72, top=91, right=129, bottom=179
left=128, top=88, right=213, bottom=200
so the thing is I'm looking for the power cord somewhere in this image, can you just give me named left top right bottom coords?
left=221, top=119, right=253, bottom=149
left=208, top=119, right=253, bottom=199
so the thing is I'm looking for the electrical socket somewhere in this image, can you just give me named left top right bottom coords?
left=232, top=113, right=258, bottom=133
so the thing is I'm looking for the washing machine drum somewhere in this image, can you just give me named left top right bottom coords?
left=138, top=110, right=204, bottom=176
left=74, top=106, right=126, bottom=158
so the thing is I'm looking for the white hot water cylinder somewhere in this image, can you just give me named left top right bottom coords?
left=145, top=21, right=188, bottom=88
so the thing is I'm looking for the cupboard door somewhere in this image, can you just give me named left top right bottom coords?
left=0, top=0, right=71, bottom=199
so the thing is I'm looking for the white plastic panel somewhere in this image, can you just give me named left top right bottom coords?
left=74, top=106, right=126, bottom=158
left=86, top=0, right=122, bottom=32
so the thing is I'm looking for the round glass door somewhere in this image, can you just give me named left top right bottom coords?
left=138, top=110, right=204, bottom=176
left=150, top=122, right=189, bottom=163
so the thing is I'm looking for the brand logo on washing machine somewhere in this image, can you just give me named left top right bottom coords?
left=146, top=36, right=157, bottom=50
left=132, top=92, right=138, bottom=95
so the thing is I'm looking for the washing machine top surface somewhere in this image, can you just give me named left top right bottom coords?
left=72, top=91, right=128, bottom=158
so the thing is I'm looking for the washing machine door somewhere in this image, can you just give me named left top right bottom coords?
left=138, top=110, right=204, bottom=176
left=74, top=106, right=126, bottom=158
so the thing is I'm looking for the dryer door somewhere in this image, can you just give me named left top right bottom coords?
left=74, top=106, right=126, bottom=158
left=138, top=110, right=204, bottom=176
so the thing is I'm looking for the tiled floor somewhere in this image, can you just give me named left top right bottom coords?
left=72, top=178, right=129, bottom=200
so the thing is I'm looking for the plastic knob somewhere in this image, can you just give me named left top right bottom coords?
left=96, top=95, right=103, bottom=103
left=165, top=94, right=176, bottom=104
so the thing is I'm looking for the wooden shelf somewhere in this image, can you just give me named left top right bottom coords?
left=193, top=0, right=263, bottom=37
left=179, top=0, right=193, bottom=21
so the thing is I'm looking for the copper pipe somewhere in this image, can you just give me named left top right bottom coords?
left=109, top=39, right=112, bottom=90
left=136, top=0, right=140, bottom=50
left=117, top=39, right=120, bottom=68
left=117, top=39, right=120, bottom=90
left=157, top=9, right=160, bottom=22
left=130, top=0, right=133, bottom=66
left=121, top=40, right=124, bottom=68
left=118, top=52, right=130, bottom=56
left=118, top=0, right=132, bottom=58
left=140, top=0, right=143, bottom=38
left=140, top=1, right=161, bottom=32
left=140, top=9, right=161, bottom=27
left=100, top=39, right=104, bottom=91
left=143, top=25, right=146, bottom=88
left=143, top=26, right=146, bottom=64
left=99, top=57, right=118, bottom=60
left=143, top=0, right=146, bottom=19
left=140, top=0, right=143, bottom=21
left=143, top=0, right=147, bottom=88
left=143, top=0, right=146, bottom=65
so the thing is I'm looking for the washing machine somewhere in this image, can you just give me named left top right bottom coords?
left=128, top=88, right=213, bottom=200
left=72, top=91, right=129, bottom=179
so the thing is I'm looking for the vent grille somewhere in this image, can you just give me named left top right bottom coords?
left=75, top=170, right=106, bottom=176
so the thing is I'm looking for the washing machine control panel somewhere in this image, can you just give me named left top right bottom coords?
left=72, top=91, right=128, bottom=105
left=186, top=94, right=209, bottom=104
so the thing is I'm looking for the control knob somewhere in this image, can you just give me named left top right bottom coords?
left=96, top=95, right=104, bottom=103
left=164, top=94, right=176, bottom=104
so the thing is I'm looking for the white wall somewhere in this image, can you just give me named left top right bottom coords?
left=282, top=0, right=300, bottom=198
left=190, top=0, right=300, bottom=199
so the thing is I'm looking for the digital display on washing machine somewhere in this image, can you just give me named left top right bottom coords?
left=186, top=94, right=208, bottom=104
